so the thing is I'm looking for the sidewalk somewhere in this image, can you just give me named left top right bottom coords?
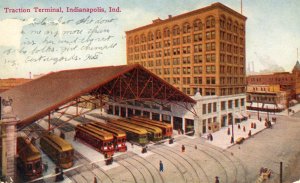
left=202, top=117, right=272, bottom=149
left=248, top=103, right=300, bottom=117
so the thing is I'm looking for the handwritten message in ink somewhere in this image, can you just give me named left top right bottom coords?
left=2, top=15, right=118, bottom=66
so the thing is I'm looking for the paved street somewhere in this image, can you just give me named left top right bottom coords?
left=21, top=104, right=300, bottom=183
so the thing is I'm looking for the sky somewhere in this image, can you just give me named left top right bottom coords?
left=0, top=0, right=299, bottom=78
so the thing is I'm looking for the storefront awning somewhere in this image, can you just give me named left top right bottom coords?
left=234, top=112, right=244, bottom=119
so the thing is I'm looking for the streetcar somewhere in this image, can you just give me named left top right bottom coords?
left=75, top=124, right=115, bottom=156
left=87, top=122, right=127, bottom=152
left=130, top=116, right=173, bottom=138
left=108, top=119, right=149, bottom=145
left=117, top=118, right=162, bottom=141
left=40, top=133, right=74, bottom=169
left=17, top=136, right=43, bottom=180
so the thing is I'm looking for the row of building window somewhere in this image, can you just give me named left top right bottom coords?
left=149, top=86, right=245, bottom=96
left=128, top=15, right=245, bottom=44
left=154, top=65, right=216, bottom=75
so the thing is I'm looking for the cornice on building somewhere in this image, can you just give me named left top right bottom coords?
left=126, top=2, right=247, bottom=34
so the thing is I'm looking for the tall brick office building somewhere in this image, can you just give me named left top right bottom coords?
left=126, top=2, right=247, bottom=97
left=122, top=3, right=248, bottom=134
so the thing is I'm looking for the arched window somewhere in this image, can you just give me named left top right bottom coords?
left=155, top=30, right=161, bottom=39
left=227, top=18, right=232, bottom=31
left=193, top=19, right=203, bottom=31
left=134, top=35, right=139, bottom=44
left=206, top=16, right=215, bottom=28
left=128, top=36, right=133, bottom=45
left=172, top=25, right=180, bottom=36
left=233, top=21, right=239, bottom=33
left=148, top=31, right=154, bottom=41
left=240, top=24, right=244, bottom=35
left=183, top=22, right=191, bottom=34
left=140, top=34, right=146, bottom=43
left=163, top=27, right=170, bottom=37
left=220, top=15, right=226, bottom=29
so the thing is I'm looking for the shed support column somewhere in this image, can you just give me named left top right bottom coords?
left=112, top=105, right=115, bottom=115
left=193, top=116, right=202, bottom=137
left=125, top=108, right=128, bottom=118
left=159, top=114, right=162, bottom=121
left=1, top=100, right=19, bottom=182
left=182, top=118, right=186, bottom=134
left=118, top=106, right=121, bottom=116
left=150, top=112, right=152, bottom=120
left=171, top=116, right=174, bottom=129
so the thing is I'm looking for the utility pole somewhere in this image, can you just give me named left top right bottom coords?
left=231, top=115, right=234, bottom=143
left=280, top=161, right=283, bottom=183
left=241, top=0, right=243, bottom=15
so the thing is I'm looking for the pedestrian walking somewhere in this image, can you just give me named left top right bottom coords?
left=94, top=176, right=97, bottom=183
left=159, top=160, right=164, bottom=172
left=194, top=145, right=197, bottom=150
left=131, top=142, right=134, bottom=148
left=181, top=145, right=185, bottom=152
left=243, top=126, right=246, bottom=132
left=227, top=127, right=230, bottom=135
left=207, top=133, right=211, bottom=140
left=215, top=176, right=220, bottom=183
left=238, top=124, right=241, bottom=129
left=210, top=134, right=213, bottom=141
left=248, top=130, right=252, bottom=137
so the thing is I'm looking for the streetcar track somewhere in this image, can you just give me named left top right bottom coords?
left=117, top=160, right=140, bottom=183
left=186, top=138, right=248, bottom=183
left=125, top=157, right=154, bottom=183
left=149, top=148, right=190, bottom=183
left=155, top=145, right=210, bottom=183
left=183, top=143, right=229, bottom=183
left=196, top=140, right=248, bottom=183
left=132, top=155, right=164, bottom=183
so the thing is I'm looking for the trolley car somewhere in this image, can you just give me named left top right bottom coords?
left=17, top=136, right=42, bottom=180
left=108, top=119, right=149, bottom=145
left=117, top=118, right=162, bottom=141
left=75, top=124, right=115, bottom=156
left=87, top=122, right=127, bottom=152
left=131, top=116, right=173, bottom=138
left=40, top=134, right=74, bottom=169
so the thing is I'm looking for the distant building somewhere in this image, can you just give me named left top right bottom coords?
left=246, top=85, right=287, bottom=112
left=246, top=61, right=300, bottom=110
left=292, top=61, right=300, bottom=101
left=0, top=78, right=32, bottom=93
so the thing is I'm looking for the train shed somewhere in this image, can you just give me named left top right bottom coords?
left=0, top=64, right=196, bottom=181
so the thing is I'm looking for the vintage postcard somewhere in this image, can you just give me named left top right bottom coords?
left=0, top=0, right=299, bottom=183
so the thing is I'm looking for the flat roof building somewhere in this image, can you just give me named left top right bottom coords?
left=126, top=2, right=247, bottom=96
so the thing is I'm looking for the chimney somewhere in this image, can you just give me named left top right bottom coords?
left=29, top=72, right=32, bottom=79
left=168, top=15, right=172, bottom=19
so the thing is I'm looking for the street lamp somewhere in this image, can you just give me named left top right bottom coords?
left=230, top=114, right=234, bottom=143
left=257, top=102, right=260, bottom=120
